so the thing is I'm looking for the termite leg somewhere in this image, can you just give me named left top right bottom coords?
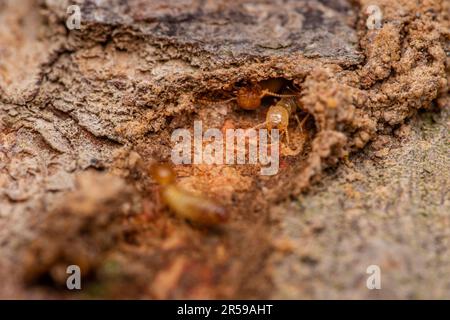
left=299, top=114, right=310, bottom=132
left=294, top=114, right=301, bottom=127
left=286, top=129, right=291, bottom=145
left=291, top=82, right=302, bottom=91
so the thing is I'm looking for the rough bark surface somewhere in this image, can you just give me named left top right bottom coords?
left=0, top=0, right=448, bottom=298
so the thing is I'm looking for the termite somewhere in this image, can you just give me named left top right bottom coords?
left=200, top=78, right=296, bottom=110
left=149, top=163, right=229, bottom=226
left=236, top=78, right=297, bottom=110
left=252, top=92, right=309, bottom=148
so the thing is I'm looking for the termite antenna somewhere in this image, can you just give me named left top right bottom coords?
left=197, top=97, right=236, bottom=106
left=260, top=90, right=297, bottom=98
left=248, top=121, right=267, bottom=130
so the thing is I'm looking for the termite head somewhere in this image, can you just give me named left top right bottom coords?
left=236, top=85, right=262, bottom=110
left=266, top=105, right=289, bottom=130
left=149, top=163, right=176, bottom=186
left=365, top=4, right=381, bottom=16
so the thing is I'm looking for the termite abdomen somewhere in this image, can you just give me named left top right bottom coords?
left=161, top=185, right=229, bottom=226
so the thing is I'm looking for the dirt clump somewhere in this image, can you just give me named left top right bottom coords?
left=21, top=171, right=140, bottom=288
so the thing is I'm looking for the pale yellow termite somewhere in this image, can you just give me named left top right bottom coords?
left=252, top=93, right=309, bottom=147
left=149, top=163, right=229, bottom=226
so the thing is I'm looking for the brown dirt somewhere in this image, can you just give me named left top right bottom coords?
left=0, top=0, right=448, bottom=299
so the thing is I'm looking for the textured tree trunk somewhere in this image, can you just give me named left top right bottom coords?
left=0, top=0, right=448, bottom=299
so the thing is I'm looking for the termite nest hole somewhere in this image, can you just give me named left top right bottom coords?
left=138, top=77, right=318, bottom=228
left=196, top=77, right=316, bottom=152
left=198, top=77, right=302, bottom=109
